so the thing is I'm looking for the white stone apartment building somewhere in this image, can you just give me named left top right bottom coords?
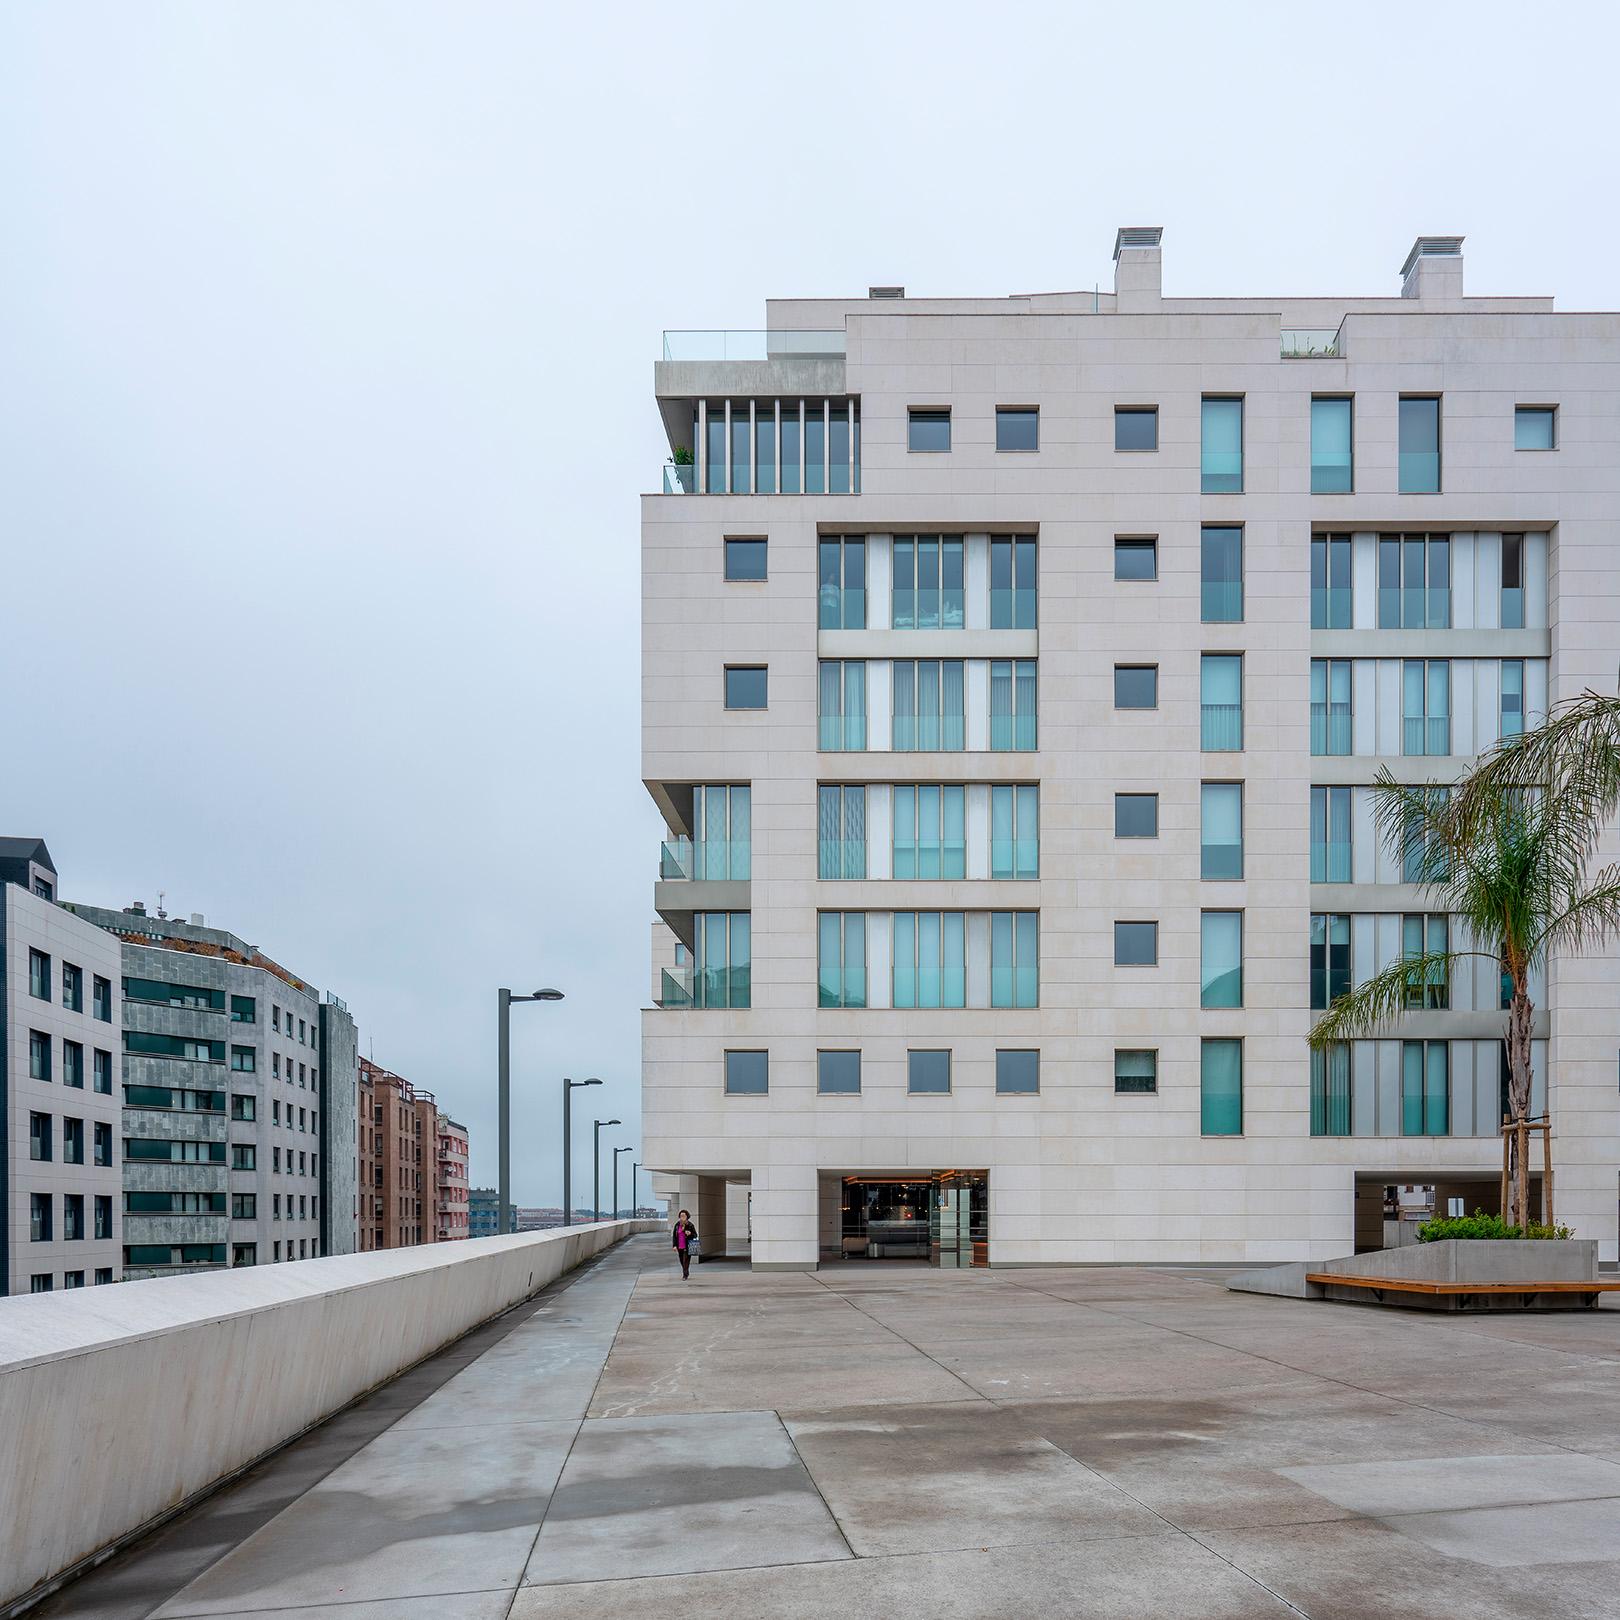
left=1, top=839, right=123, bottom=1293
left=641, top=230, right=1620, bottom=1268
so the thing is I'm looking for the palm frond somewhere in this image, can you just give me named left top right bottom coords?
left=1307, top=949, right=1493, bottom=1049
left=1537, top=870, right=1620, bottom=959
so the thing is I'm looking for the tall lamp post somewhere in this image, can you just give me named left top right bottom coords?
left=613, top=1145, right=634, bottom=1219
left=561, top=1077, right=601, bottom=1227
left=497, top=987, right=564, bottom=1235
left=593, top=1118, right=621, bottom=1221
left=631, top=1160, right=641, bottom=1220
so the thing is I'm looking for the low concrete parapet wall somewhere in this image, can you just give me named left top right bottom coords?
left=0, top=1220, right=657, bottom=1614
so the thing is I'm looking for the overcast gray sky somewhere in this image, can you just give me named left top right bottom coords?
left=3, top=1, right=1616, bottom=1206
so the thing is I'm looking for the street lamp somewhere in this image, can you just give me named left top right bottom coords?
left=593, top=1118, right=621, bottom=1221
left=613, top=1145, right=634, bottom=1219
left=497, top=987, right=564, bottom=1235
left=632, top=1161, right=641, bottom=1220
left=561, top=1077, right=601, bottom=1226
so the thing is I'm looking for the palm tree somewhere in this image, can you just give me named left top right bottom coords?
left=1309, top=690, right=1620, bottom=1229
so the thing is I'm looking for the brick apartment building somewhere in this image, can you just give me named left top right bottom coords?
left=357, top=1057, right=437, bottom=1249
left=435, top=1112, right=470, bottom=1240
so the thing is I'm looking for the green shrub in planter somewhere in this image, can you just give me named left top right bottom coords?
left=1416, top=1208, right=1572, bottom=1243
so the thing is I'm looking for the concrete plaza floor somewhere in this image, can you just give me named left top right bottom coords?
left=36, top=1233, right=1620, bottom=1620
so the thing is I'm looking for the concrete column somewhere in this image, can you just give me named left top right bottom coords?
left=697, top=1175, right=728, bottom=1262
left=749, top=1163, right=819, bottom=1270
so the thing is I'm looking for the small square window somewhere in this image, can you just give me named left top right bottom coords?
left=908, top=409, right=951, bottom=453
left=1114, top=536, right=1158, bottom=580
left=1514, top=406, right=1556, bottom=451
left=1114, top=407, right=1158, bottom=451
left=724, top=666, right=768, bottom=709
left=1115, top=793, right=1159, bottom=838
left=1114, top=1050, right=1158, bottom=1094
left=724, top=1050, right=768, bottom=1095
left=724, top=537, right=768, bottom=580
left=996, top=1049, right=1039, bottom=1094
left=995, top=408, right=1039, bottom=452
left=817, top=1051, right=861, bottom=1095
left=1114, top=921, right=1158, bottom=966
left=907, top=1049, right=951, bottom=1095
left=1114, top=665, right=1158, bottom=709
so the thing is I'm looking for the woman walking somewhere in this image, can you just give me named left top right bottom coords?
left=672, top=1209, right=699, bottom=1279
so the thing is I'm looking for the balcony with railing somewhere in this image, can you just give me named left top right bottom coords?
left=662, top=329, right=846, bottom=362
left=1281, top=325, right=1344, bottom=358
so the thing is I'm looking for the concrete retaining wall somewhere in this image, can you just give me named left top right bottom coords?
left=1227, top=1238, right=1598, bottom=1301
left=0, top=1221, right=656, bottom=1613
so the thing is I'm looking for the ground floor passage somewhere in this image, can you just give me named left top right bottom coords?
left=38, top=1233, right=1620, bottom=1620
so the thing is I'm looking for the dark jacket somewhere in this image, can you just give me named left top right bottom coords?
left=672, top=1220, right=698, bottom=1251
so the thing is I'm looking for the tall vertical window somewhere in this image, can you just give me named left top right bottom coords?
left=94, top=1121, right=112, bottom=1165
left=730, top=406, right=751, bottom=494
left=1402, top=787, right=1450, bottom=884
left=893, top=785, right=966, bottom=879
left=93, top=1049, right=112, bottom=1094
left=893, top=912, right=966, bottom=1009
left=62, top=1042, right=84, bottom=1088
left=1398, top=397, right=1441, bottom=493
left=1200, top=397, right=1243, bottom=493
left=30, top=1030, right=50, bottom=1081
left=990, top=536, right=1037, bottom=628
left=829, top=401, right=854, bottom=494
left=1310, top=786, right=1352, bottom=882
left=818, top=913, right=868, bottom=1008
left=1310, top=659, right=1352, bottom=756
left=818, top=660, right=868, bottom=751
left=1200, top=783, right=1243, bottom=880
left=1501, top=533, right=1525, bottom=629
left=62, top=963, right=83, bottom=1012
left=1379, top=533, right=1450, bottom=628
left=693, top=912, right=750, bottom=1009
left=819, top=537, right=867, bottom=628
left=95, top=1195, right=112, bottom=1237
left=1310, top=914, right=1351, bottom=1009
left=818, top=784, right=867, bottom=879
left=1311, top=397, right=1353, bottom=492
left=1401, top=1041, right=1449, bottom=1136
left=990, top=785, right=1039, bottom=879
left=93, top=976, right=111, bottom=1021
left=1402, top=915, right=1450, bottom=1009
left=990, top=912, right=1039, bottom=1008
left=31, top=1194, right=52, bottom=1242
left=892, top=536, right=964, bottom=629
left=1310, top=1045, right=1352, bottom=1136
left=1201, top=655, right=1243, bottom=752
left=780, top=405, right=802, bottom=494
left=30, top=1112, right=52, bottom=1161
left=1200, top=1040, right=1243, bottom=1135
left=893, top=660, right=964, bottom=751
left=1402, top=660, right=1451, bottom=756
left=1514, top=405, right=1556, bottom=450
left=1200, top=912, right=1243, bottom=1008
left=695, top=784, right=751, bottom=880
left=29, top=949, right=50, bottom=1000
left=1200, top=527, right=1243, bottom=622
left=1500, top=659, right=1525, bottom=740
left=705, top=400, right=726, bottom=493
left=989, top=660, right=1037, bottom=751
left=1311, top=533, right=1352, bottom=628
left=755, top=407, right=776, bottom=494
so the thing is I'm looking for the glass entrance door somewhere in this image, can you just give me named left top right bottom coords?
left=931, top=1171, right=988, bottom=1267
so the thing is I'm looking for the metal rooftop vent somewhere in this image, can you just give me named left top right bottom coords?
left=1113, top=226, right=1163, bottom=259
left=868, top=285, right=905, bottom=299
left=1401, top=236, right=1465, bottom=279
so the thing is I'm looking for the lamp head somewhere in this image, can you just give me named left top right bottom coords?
left=534, top=988, right=564, bottom=1001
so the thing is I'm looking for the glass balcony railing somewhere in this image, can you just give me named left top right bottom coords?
left=656, top=967, right=693, bottom=1009
left=658, top=837, right=751, bottom=882
left=663, top=463, right=699, bottom=494
left=1281, top=327, right=1343, bottom=358
left=662, top=329, right=846, bottom=362
left=1201, top=704, right=1244, bottom=752
left=1310, top=704, right=1352, bottom=756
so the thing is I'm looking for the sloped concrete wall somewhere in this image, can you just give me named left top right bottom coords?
left=0, top=1221, right=656, bottom=1613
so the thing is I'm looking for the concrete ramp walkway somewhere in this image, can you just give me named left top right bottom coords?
left=31, top=1237, right=1620, bottom=1620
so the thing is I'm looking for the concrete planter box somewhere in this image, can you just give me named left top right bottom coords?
left=1228, top=1238, right=1599, bottom=1310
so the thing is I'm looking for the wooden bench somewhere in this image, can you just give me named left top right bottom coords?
left=1307, top=1272, right=1620, bottom=1306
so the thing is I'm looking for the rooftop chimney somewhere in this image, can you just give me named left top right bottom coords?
left=1401, top=236, right=1465, bottom=302
left=1113, top=226, right=1163, bottom=311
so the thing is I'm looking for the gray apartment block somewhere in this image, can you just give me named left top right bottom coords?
left=1, top=839, right=124, bottom=1294
left=64, top=903, right=358, bottom=1274
left=642, top=230, right=1620, bottom=1268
